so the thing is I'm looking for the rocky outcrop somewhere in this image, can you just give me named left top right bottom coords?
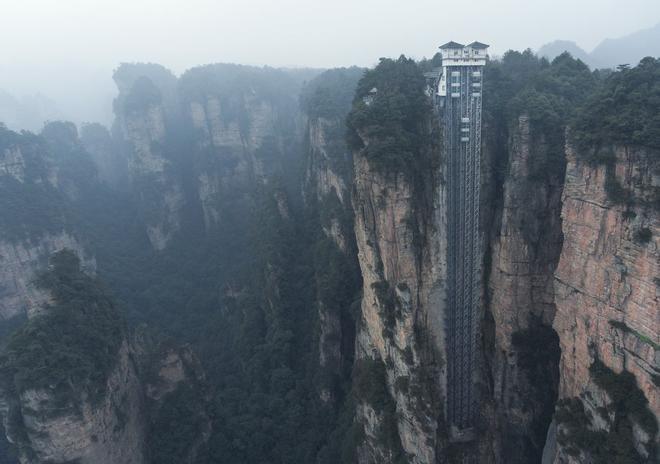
left=0, top=252, right=211, bottom=464
left=132, top=330, right=212, bottom=464
left=112, top=65, right=184, bottom=251
left=0, top=127, right=95, bottom=321
left=187, top=93, right=286, bottom=228
left=180, top=63, right=307, bottom=232
left=115, top=100, right=184, bottom=250
left=483, top=115, right=563, bottom=462
left=0, top=233, right=94, bottom=320
left=305, top=115, right=358, bottom=403
left=351, top=132, right=445, bottom=462
left=0, top=252, right=147, bottom=464
left=80, top=123, right=127, bottom=189
left=550, top=144, right=659, bottom=462
left=0, top=146, right=26, bottom=181
left=3, top=341, right=147, bottom=464
left=113, top=63, right=306, bottom=247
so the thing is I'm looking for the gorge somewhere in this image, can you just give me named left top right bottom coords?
left=0, top=49, right=658, bottom=464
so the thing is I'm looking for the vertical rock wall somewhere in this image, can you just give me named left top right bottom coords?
left=551, top=145, right=659, bottom=462
left=483, top=115, right=563, bottom=462
left=351, top=118, right=446, bottom=463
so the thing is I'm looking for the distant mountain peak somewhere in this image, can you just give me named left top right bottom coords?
left=537, top=23, right=660, bottom=69
left=537, top=40, right=591, bottom=66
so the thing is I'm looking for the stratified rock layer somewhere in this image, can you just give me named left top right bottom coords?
left=552, top=144, right=659, bottom=462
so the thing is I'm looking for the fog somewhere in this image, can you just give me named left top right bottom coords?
left=1, top=0, right=659, bottom=129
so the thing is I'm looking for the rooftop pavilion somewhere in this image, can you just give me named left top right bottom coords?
left=439, top=41, right=489, bottom=66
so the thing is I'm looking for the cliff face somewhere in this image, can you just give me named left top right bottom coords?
left=186, top=90, right=296, bottom=228
left=0, top=252, right=147, bottom=464
left=550, top=145, right=659, bottom=463
left=483, top=115, right=563, bottom=462
left=80, top=123, right=127, bottom=190
left=300, top=69, right=365, bottom=408
left=0, top=232, right=94, bottom=320
left=0, top=127, right=95, bottom=321
left=113, top=64, right=306, bottom=249
left=115, top=99, right=184, bottom=250
left=133, top=331, right=212, bottom=464
left=305, top=114, right=359, bottom=403
left=3, top=341, right=147, bottom=464
left=0, top=252, right=211, bottom=464
left=351, top=129, right=445, bottom=463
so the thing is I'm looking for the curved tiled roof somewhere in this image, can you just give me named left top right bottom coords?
left=439, top=41, right=465, bottom=49
left=467, top=41, right=489, bottom=49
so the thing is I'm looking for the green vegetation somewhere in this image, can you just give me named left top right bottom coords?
left=572, top=57, right=660, bottom=154
left=149, top=384, right=207, bottom=464
left=589, top=359, right=657, bottom=436
left=352, top=358, right=407, bottom=463
left=555, top=397, right=608, bottom=459
left=5, top=50, right=660, bottom=464
left=301, top=67, right=365, bottom=119
left=556, top=359, right=657, bottom=463
left=122, top=76, right=163, bottom=113
left=346, top=56, right=432, bottom=173
left=608, top=320, right=659, bottom=350
left=371, top=280, right=399, bottom=333
left=0, top=250, right=124, bottom=410
left=178, top=64, right=304, bottom=135
left=556, top=359, right=657, bottom=462
left=0, top=126, right=71, bottom=241
left=0, top=122, right=103, bottom=241
left=633, top=227, right=653, bottom=244
left=486, top=51, right=595, bottom=184
left=568, top=58, right=660, bottom=206
left=353, top=358, right=391, bottom=413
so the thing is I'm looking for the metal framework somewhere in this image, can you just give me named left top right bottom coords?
left=435, top=42, right=487, bottom=434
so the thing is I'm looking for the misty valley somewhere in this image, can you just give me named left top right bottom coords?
left=0, top=35, right=659, bottom=464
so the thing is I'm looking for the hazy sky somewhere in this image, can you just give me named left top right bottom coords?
left=1, top=0, right=659, bottom=126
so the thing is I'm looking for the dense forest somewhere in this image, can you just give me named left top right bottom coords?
left=0, top=49, right=658, bottom=464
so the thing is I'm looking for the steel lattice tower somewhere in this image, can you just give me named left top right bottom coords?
left=435, top=41, right=488, bottom=438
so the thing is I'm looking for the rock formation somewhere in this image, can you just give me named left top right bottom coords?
left=549, top=144, right=659, bottom=463
left=482, top=115, right=563, bottom=462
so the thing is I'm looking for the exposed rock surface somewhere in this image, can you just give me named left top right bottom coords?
left=133, top=330, right=213, bottom=464
left=551, top=144, right=659, bottom=462
left=483, top=115, right=563, bottom=462
left=2, top=341, right=147, bottom=464
left=186, top=93, right=291, bottom=228
left=115, top=100, right=184, bottom=250
left=113, top=64, right=304, bottom=248
left=305, top=115, right=358, bottom=402
left=351, top=124, right=446, bottom=463
left=80, top=123, right=127, bottom=189
left=0, top=128, right=95, bottom=321
left=0, top=233, right=95, bottom=320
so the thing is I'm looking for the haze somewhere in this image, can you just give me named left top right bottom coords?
left=1, top=0, right=659, bottom=128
